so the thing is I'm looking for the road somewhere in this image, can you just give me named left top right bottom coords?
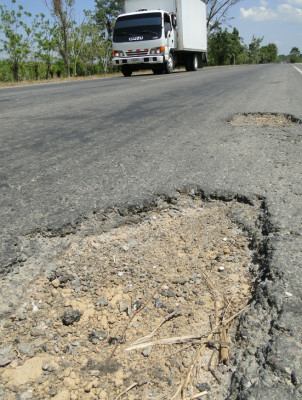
left=0, top=64, right=302, bottom=398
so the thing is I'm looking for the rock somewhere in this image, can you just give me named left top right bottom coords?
left=0, top=356, right=12, bottom=367
left=119, top=300, right=131, bottom=315
left=133, top=300, right=142, bottom=310
left=0, top=303, right=11, bottom=318
left=30, top=327, right=44, bottom=337
left=52, top=390, right=71, bottom=400
left=196, top=382, right=211, bottom=392
left=159, top=289, right=176, bottom=298
left=0, top=346, right=12, bottom=357
left=98, top=298, right=108, bottom=307
left=19, top=390, right=33, bottom=400
left=155, top=299, right=166, bottom=309
left=142, top=346, right=153, bottom=357
left=62, top=309, right=82, bottom=326
left=51, top=278, right=61, bottom=288
left=172, top=277, right=187, bottom=285
left=88, top=331, right=108, bottom=344
left=42, top=360, right=58, bottom=372
left=45, top=262, right=58, bottom=277
left=58, top=275, right=73, bottom=287
left=18, top=342, right=34, bottom=355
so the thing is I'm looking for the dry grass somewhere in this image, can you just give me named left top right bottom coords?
left=0, top=70, right=159, bottom=89
left=0, top=73, right=123, bottom=88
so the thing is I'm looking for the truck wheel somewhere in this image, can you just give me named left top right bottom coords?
left=122, top=66, right=132, bottom=77
left=165, top=53, right=174, bottom=74
left=185, top=54, right=198, bottom=71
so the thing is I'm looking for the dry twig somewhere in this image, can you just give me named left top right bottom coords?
left=127, top=334, right=204, bottom=351
left=222, top=303, right=249, bottom=327
left=115, top=382, right=138, bottom=400
left=186, top=392, right=208, bottom=399
left=130, top=310, right=181, bottom=346
left=220, top=327, right=230, bottom=365
left=170, top=327, right=217, bottom=400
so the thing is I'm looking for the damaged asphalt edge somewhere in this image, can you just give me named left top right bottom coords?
left=0, top=185, right=295, bottom=399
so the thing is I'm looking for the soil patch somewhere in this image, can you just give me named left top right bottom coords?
left=229, top=112, right=301, bottom=127
left=0, top=196, right=258, bottom=400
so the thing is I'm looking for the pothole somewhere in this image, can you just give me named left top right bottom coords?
left=0, top=195, right=262, bottom=400
left=229, top=112, right=301, bottom=127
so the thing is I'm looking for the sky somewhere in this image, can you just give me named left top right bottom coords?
left=229, top=0, right=302, bottom=55
left=0, top=0, right=301, bottom=55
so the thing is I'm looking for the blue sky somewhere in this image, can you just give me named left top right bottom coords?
left=229, top=0, right=302, bottom=55
left=1, top=0, right=301, bottom=55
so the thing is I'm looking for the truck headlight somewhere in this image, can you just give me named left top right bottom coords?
left=150, top=46, right=165, bottom=55
left=112, top=50, right=124, bottom=57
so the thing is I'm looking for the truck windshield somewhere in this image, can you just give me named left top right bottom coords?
left=113, top=13, right=162, bottom=43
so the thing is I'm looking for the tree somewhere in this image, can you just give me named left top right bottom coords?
left=207, top=26, right=245, bottom=65
left=229, top=27, right=245, bottom=64
left=0, top=0, right=34, bottom=81
left=34, top=14, right=57, bottom=79
left=248, top=35, right=263, bottom=64
left=44, top=0, right=75, bottom=77
left=208, top=28, right=231, bottom=65
left=260, top=43, right=278, bottom=64
left=69, top=12, right=95, bottom=77
left=94, top=0, right=123, bottom=37
left=76, top=12, right=101, bottom=76
left=205, top=0, right=243, bottom=31
left=290, top=47, right=301, bottom=63
left=94, top=1, right=123, bottom=72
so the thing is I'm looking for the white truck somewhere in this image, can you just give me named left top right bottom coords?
left=112, top=0, right=207, bottom=76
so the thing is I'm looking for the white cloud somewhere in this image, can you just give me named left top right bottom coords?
left=283, top=0, right=302, bottom=6
left=278, top=3, right=302, bottom=22
left=241, top=1, right=302, bottom=23
left=240, top=6, right=277, bottom=21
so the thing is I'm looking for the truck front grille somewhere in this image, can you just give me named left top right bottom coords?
left=126, top=50, right=148, bottom=57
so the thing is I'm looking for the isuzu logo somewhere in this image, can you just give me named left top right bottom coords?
left=129, top=36, right=143, bottom=41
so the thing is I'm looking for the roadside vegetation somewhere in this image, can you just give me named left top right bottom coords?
left=0, top=0, right=300, bottom=84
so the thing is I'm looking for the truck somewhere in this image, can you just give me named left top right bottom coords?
left=112, top=0, right=207, bottom=76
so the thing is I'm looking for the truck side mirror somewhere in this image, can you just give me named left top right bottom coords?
left=172, top=14, right=177, bottom=28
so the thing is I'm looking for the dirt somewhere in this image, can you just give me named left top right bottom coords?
left=0, top=70, right=158, bottom=88
left=0, top=196, right=257, bottom=400
left=229, top=112, right=301, bottom=127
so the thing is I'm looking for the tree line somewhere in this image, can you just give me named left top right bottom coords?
left=207, top=28, right=279, bottom=66
left=0, top=0, right=123, bottom=82
left=0, top=0, right=299, bottom=83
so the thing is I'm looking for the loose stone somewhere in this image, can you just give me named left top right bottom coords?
left=62, top=309, right=82, bottom=326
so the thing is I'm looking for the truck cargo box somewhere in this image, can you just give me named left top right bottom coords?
left=114, top=0, right=207, bottom=75
left=124, top=0, right=207, bottom=52
left=177, top=0, right=207, bottom=52
left=124, top=0, right=176, bottom=14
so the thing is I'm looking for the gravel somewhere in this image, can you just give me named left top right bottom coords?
left=0, top=195, right=261, bottom=400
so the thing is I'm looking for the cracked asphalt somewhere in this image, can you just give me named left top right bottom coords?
left=0, top=64, right=302, bottom=398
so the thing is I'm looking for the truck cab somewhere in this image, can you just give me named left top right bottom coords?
left=112, top=10, right=177, bottom=76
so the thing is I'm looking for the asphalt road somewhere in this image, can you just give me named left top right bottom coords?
left=0, top=64, right=302, bottom=398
